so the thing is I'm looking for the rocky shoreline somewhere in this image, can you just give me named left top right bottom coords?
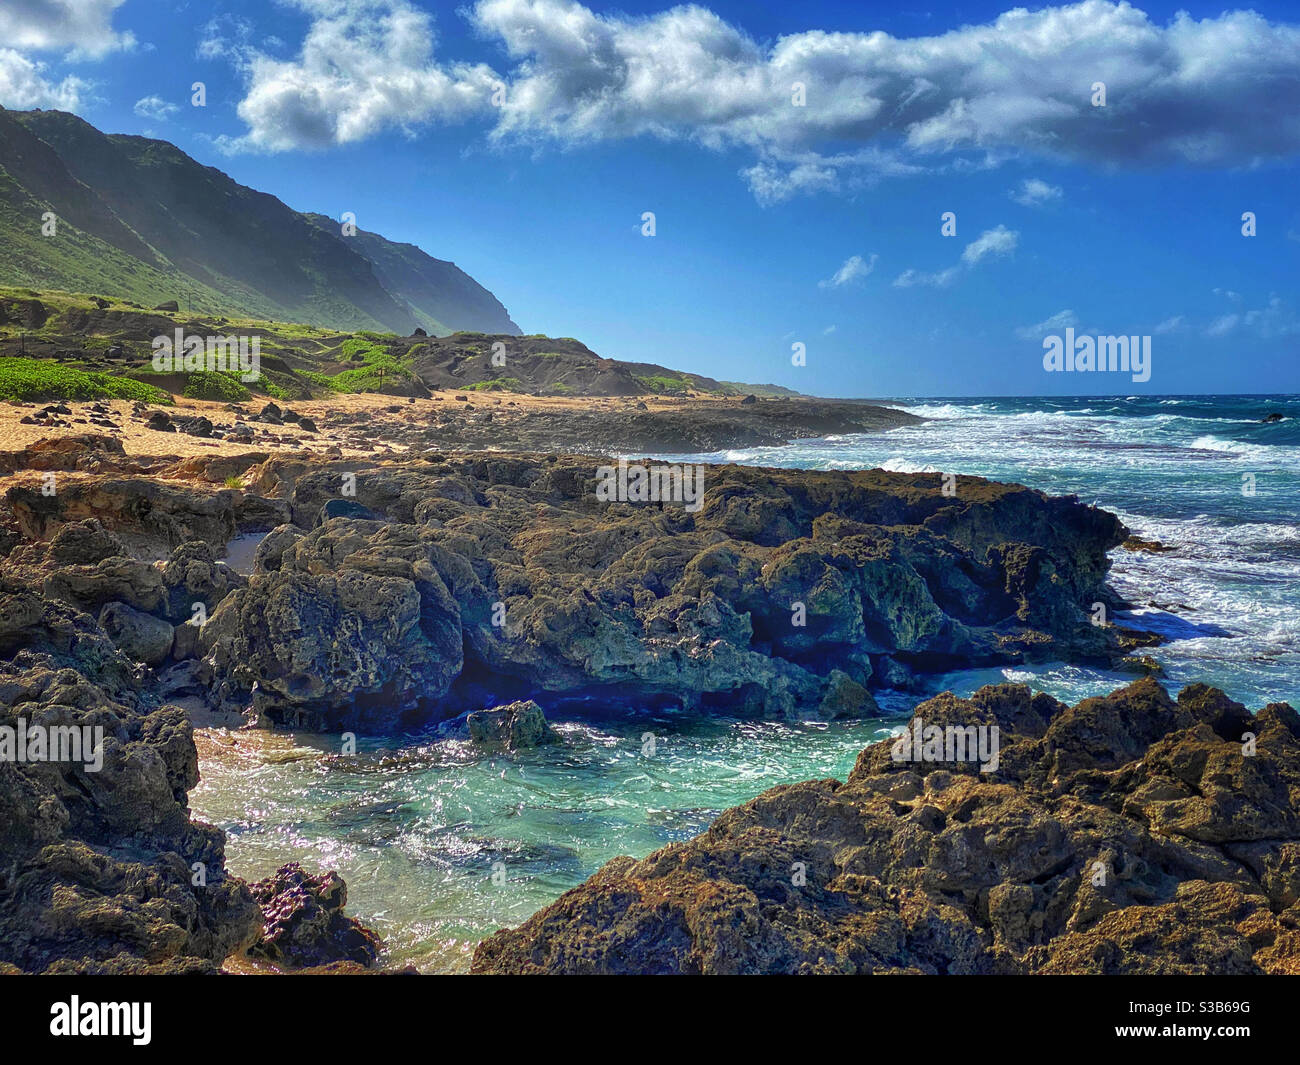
left=471, top=678, right=1300, bottom=974
left=1, top=418, right=1287, bottom=975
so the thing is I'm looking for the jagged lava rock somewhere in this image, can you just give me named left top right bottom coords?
left=247, top=863, right=382, bottom=969
left=202, top=453, right=1126, bottom=729
left=470, top=679, right=1300, bottom=975
left=0, top=590, right=260, bottom=973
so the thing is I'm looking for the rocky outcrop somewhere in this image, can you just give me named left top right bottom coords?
left=247, top=863, right=382, bottom=969
left=0, top=588, right=261, bottom=973
left=199, top=453, right=1126, bottom=729
left=98, top=601, right=174, bottom=666
left=470, top=679, right=1300, bottom=975
left=467, top=699, right=560, bottom=751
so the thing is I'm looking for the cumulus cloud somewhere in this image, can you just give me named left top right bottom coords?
left=895, top=226, right=1019, bottom=288
left=1016, top=309, right=1079, bottom=339
left=0, top=0, right=134, bottom=111
left=820, top=253, right=878, bottom=289
left=1010, top=178, right=1063, bottom=207
left=209, top=0, right=1300, bottom=203
left=133, top=94, right=179, bottom=121
left=0, top=0, right=134, bottom=58
left=216, top=0, right=499, bottom=153
left=0, top=47, right=90, bottom=109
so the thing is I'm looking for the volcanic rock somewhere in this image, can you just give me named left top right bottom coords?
left=247, top=863, right=382, bottom=969
left=471, top=679, right=1300, bottom=975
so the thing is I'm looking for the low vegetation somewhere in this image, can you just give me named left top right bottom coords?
left=0, top=356, right=171, bottom=404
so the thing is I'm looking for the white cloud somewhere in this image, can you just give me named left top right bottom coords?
left=215, top=0, right=1300, bottom=196
left=1153, top=315, right=1184, bottom=333
left=134, top=94, right=179, bottom=121
left=218, top=0, right=499, bottom=153
left=895, top=226, right=1019, bottom=288
left=1207, top=313, right=1240, bottom=336
left=0, top=47, right=90, bottom=109
left=1010, top=178, right=1063, bottom=207
left=1239, top=297, right=1300, bottom=339
left=0, top=0, right=134, bottom=58
left=822, top=324, right=837, bottom=335
left=1016, top=309, right=1078, bottom=339
left=819, top=253, right=877, bottom=289
left=961, top=225, right=1019, bottom=266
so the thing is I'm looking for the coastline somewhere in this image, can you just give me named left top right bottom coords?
left=0, top=392, right=1293, bottom=974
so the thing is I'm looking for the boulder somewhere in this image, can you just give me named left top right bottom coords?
left=467, top=700, right=560, bottom=750
left=98, top=601, right=174, bottom=665
left=247, top=863, right=382, bottom=968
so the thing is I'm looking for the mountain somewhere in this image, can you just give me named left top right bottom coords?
left=0, top=107, right=520, bottom=337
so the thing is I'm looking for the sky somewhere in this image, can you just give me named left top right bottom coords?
left=1, top=0, right=1298, bottom=397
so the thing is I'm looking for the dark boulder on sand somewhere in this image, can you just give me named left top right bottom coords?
left=471, top=678, right=1300, bottom=975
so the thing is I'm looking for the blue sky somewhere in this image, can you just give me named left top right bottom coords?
left=2, top=0, right=1298, bottom=397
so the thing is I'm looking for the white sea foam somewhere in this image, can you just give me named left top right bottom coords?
left=879, top=457, right=943, bottom=473
left=890, top=403, right=976, bottom=419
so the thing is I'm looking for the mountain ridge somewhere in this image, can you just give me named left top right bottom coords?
left=0, top=107, right=520, bottom=337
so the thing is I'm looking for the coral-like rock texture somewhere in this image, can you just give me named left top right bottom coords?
left=471, top=679, right=1300, bottom=975
left=199, top=452, right=1126, bottom=729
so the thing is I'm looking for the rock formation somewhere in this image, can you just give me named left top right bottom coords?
left=194, top=452, right=1127, bottom=730
left=247, top=863, right=382, bottom=969
left=471, top=678, right=1300, bottom=975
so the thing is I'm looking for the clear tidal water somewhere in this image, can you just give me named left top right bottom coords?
left=191, top=393, right=1300, bottom=971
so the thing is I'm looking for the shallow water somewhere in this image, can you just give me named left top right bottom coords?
left=192, top=394, right=1300, bottom=971
left=193, top=712, right=898, bottom=971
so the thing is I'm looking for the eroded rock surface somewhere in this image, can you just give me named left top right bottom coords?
left=467, top=699, right=560, bottom=751
left=471, top=679, right=1300, bottom=975
left=0, top=588, right=260, bottom=973
left=247, top=862, right=382, bottom=969
left=199, top=452, right=1126, bottom=729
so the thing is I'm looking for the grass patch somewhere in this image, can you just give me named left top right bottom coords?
left=464, top=377, right=522, bottom=392
left=633, top=374, right=692, bottom=395
left=0, top=357, right=172, bottom=404
left=182, top=371, right=251, bottom=402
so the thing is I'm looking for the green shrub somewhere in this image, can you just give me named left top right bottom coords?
left=298, top=370, right=344, bottom=393
left=464, top=377, right=522, bottom=391
left=0, top=357, right=172, bottom=404
left=633, top=374, right=691, bottom=394
left=182, top=371, right=251, bottom=402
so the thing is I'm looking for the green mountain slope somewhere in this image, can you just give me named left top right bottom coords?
left=302, top=213, right=519, bottom=336
left=0, top=107, right=520, bottom=336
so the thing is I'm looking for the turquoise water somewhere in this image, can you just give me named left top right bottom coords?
left=193, top=712, right=897, bottom=971
left=191, top=394, right=1300, bottom=971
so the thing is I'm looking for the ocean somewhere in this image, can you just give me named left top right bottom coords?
left=190, top=393, right=1300, bottom=971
